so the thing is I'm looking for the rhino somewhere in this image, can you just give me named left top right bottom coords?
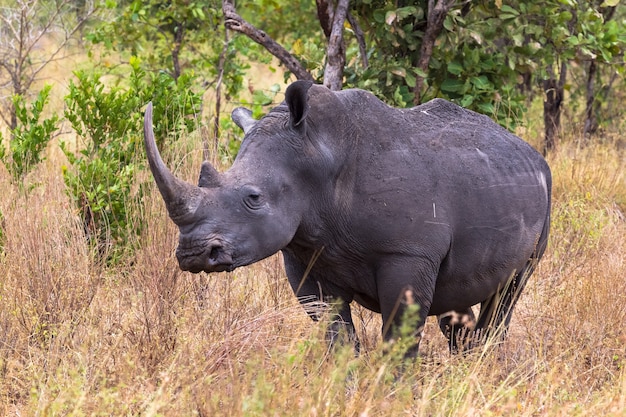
left=144, top=80, right=551, bottom=354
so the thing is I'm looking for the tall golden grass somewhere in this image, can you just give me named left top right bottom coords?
left=0, top=89, right=625, bottom=414
left=0, top=128, right=624, bottom=416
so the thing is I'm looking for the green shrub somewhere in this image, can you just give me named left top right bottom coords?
left=61, top=57, right=201, bottom=263
left=0, top=84, right=59, bottom=184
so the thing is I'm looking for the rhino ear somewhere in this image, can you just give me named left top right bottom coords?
left=285, top=80, right=313, bottom=128
left=198, top=161, right=221, bottom=188
left=232, top=107, right=256, bottom=134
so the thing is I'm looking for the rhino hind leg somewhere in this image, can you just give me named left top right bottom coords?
left=472, top=258, right=539, bottom=349
left=469, top=218, right=550, bottom=351
left=439, top=254, right=541, bottom=353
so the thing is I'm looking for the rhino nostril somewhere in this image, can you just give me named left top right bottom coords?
left=209, top=245, right=222, bottom=263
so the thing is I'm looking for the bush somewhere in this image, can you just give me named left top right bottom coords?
left=61, top=57, right=201, bottom=263
left=0, top=84, right=59, bottom=185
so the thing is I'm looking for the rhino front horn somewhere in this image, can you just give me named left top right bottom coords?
left=144, top=102, right=203, bottom=221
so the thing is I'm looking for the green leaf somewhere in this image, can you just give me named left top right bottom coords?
left=405, top=71, right=416, bottom=88
left=477, top=102, right=496, bottom=114
left=500, top=5, right=519, bottom=15
left=396, top=6, right=418, bottom=20
left=558, top=11, right=573, bottom=24
left=447, top=61, right=464, bottom=76
left=471, top=76, right=493, bottom=91
left=193, top=7, right=205, bottom=20
left=373, top=10, right=386, bottom=23
left=390, top=67, right=406, bottom=77
left=460, top=95, right=474, bottom=107
left=441, top=78, right=465, bottom=93
left=414, top=68, right=428, bottom=78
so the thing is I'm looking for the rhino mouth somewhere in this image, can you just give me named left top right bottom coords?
left=204, top=263, right=234, bottom=273
left=176, top=243, right=235, bottom=274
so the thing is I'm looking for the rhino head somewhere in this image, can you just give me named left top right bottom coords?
left=144, top=81, right=321, bottom=274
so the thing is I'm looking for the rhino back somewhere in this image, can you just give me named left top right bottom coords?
left=304, top=91, right=550, bottom=313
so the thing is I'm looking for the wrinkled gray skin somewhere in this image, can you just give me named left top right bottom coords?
left=144, top=81, right=551, bottom=354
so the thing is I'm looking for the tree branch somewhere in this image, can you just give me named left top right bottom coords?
left=347, top=12, right=368, bottom=69
left=210, top=28, right=230, bottom=160
left=171, top=22, right=184, bottom=81
left=316, top=0, right=333, bottom=38
left=413, top=0, right=457, bottom=105
left=221, top=0, right=313, bottom=81
left=583, top=59, right=597, bottom=137
left=0, top=0, right=96, bottom=129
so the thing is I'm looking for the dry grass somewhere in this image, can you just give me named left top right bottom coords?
left=0, top=130, right=624, bottom=416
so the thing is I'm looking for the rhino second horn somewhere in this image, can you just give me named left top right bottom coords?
left=232, top=107, right=256, bottom=134
left=143, top=102, right=203, bottom=220
left=198, top=161, right=221, bottom=188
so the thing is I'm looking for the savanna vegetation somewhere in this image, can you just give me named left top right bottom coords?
left=0, top=0, right=625, bottom=415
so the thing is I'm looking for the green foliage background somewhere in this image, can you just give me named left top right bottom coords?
left=0, top=84, right=58, bottom=184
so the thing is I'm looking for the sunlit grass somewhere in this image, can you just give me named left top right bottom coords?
left=0, top=128, right=624, bottom=415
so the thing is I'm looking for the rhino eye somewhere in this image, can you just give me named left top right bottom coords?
left=244, top=192, right=263, bottom=210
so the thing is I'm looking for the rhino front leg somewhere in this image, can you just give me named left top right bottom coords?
left=325, top=300, right=360, bottom=354
left=376, top=258, right=437, bottom=358
left=282, top=250, right=360, bottom=353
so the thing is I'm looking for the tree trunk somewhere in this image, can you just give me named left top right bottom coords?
left=171, top=22, right=184, bottom=81
left=583, top=59, right=597, bottom=139
left=542, top=63, right=566, bottom=154
left=320, top=0, right=349, bottom=90
left=582, top=6, right=615, bottom=141
left=346, top=12, right=368, bottom=69
left=413, top=0, right=456, bottom=105
left=316, top=0, right=334, bottom=37
left=208, top=28, right=231, bottom=161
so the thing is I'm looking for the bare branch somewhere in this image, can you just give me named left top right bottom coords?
left=347, top=12, right=368, bottom=69
left=221, top=0, right=313, bottom=81
left=0, top=0, right=96, bottom=128
left=210, top=28, right=231, bottom=161
left=0, top=8, right=21, bottom=41
left=316, top=0, right=333, bottom=38
left=28, top=2, right=96, bottom=85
